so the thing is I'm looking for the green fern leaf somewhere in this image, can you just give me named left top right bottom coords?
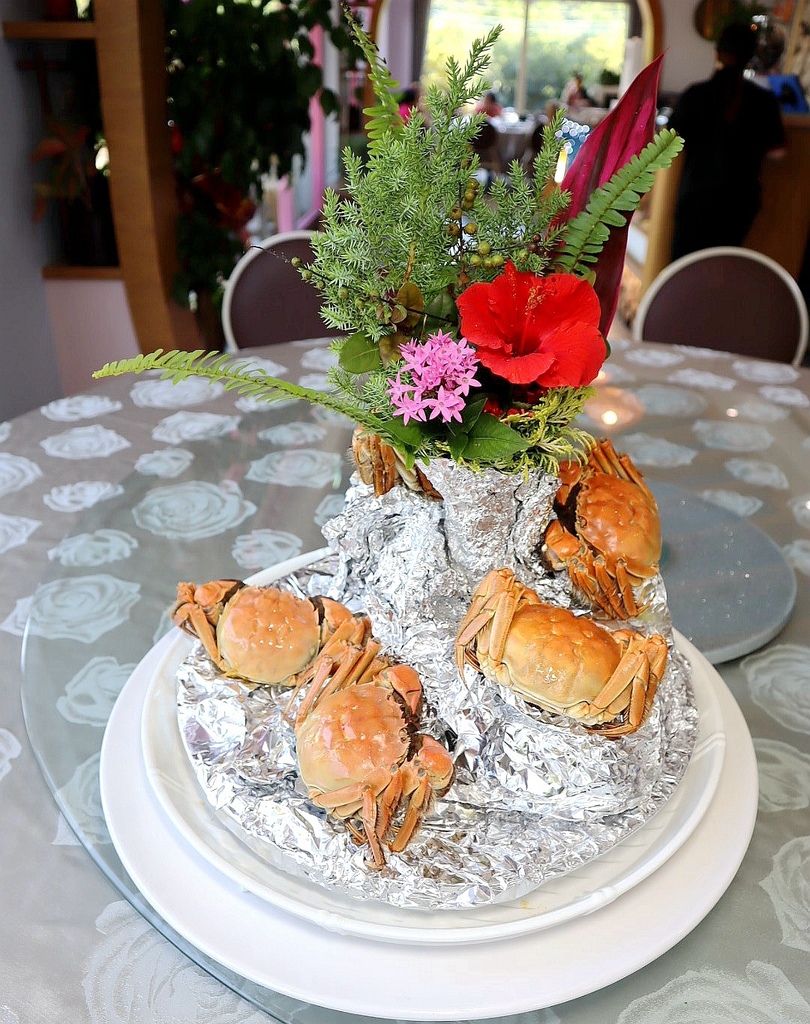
left=556, top=129, right=683, bottom=275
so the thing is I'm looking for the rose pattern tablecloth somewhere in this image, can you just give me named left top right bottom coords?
left=1, top=337, right=810, bottom=1024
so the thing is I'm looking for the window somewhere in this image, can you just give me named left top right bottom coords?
left=423, top=0, right=630, bottom=113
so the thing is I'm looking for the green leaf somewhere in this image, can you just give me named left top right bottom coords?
left=380, top=418, right=426, bottom=467
left=337, top=332, right=382, bottom=373
left=422, top=290, right=458, bottom=334
left=447, top=393, right=486, bottom=436
left=448, top=431, right=469, bottom=461
left=458, top=412, right=532, bottom=461
left=556, top=129, right=683, bottom=276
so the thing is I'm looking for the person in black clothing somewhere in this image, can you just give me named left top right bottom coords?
left=668, top=22, right=787, bottom=260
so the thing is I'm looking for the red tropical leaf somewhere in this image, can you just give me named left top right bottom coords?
left=557, top=53, right=665, bottom=334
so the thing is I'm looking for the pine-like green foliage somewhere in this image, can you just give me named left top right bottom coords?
left=94, top=350, right=594, bottom=474
left=309, top=24, right=570, bottom=343
left=94, top=25, right=684, bottom=477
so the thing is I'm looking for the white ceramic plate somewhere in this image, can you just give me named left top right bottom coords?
left=141, top=622, right=725, bottom=946
left=100, top=631, right=757, bottom=1020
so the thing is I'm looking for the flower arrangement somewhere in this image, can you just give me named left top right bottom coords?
left=96, top=23, right=682, bottom=476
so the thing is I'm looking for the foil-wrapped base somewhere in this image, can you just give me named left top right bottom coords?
left=177, top=461, right=697, bottom=910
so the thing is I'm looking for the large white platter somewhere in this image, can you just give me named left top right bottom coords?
left=141, top=613, right=725, bottom=946
left=100, top=628, right=757, bottom=1019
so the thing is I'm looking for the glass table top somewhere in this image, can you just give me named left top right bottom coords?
left=20, top=398, right=367, bottom=1022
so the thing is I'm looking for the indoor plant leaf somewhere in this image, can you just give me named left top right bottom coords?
left=557, top=54, right=665, bottom=334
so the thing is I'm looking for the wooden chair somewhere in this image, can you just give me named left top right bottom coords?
left=221, top=230, right=344, bottom=351
left=633, top=246, right=809, bottom=366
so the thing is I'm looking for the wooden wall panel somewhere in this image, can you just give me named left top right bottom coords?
left=94, top=0, right=199, bottom=353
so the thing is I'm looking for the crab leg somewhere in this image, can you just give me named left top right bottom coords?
left=378, top=665, right=422, bottom=717
left=377, top=770, right=404, bottom=842
left=311, top=640, right=382, bottom=703
left=583, top=648, right=647, bottom=723
left=361, top=788, right=386, bottom=869
left=583, top=631, right=667, bottom=735
left=591, top=556, right=638, bottom=619
left=309, top=771, right=391, bottom=868
left=592, top=439, right=657, bottom=506
left=317, top=614, right=371, bottom=661
left=291, top=639, right=383, bottom=722
left=173, top=603, right=227, bottom=671
left=455, top=576, right=524, bottom=672
left=389, top=775, right=431, bottom=853
left=287, top=618, right=372, bottom=702
left=613, top=560, right=641, bottom=614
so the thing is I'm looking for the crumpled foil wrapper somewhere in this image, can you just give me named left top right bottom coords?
left=177, top=466, right=696, bottom=911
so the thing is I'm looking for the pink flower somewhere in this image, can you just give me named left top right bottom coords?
left=424, top=386, right=466, bottom=422
left=387, top=331, right=480, bottom=424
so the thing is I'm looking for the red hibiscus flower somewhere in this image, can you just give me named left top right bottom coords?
left=456, top=262, right=607, bottom=389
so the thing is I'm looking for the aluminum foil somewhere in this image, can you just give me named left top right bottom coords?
left=177, top=467, right=697, bottom=911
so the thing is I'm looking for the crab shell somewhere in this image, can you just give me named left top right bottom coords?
left=488, top=602, right=634, bottom=722
left=217, top=587, right=330, bottom=685
left=456, top=568, right=668, bottom=736
left=544, top=438, right=662, bottom=619
left=296, top=677, right=413, bottom=818
left=172, top=580, right=359, bottom=686
left=292, top=656, right=454, bottom=866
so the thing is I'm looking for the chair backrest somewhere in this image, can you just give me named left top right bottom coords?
left=221, top=230, right=343, bottom=351
left=472, top=120, right=498, bottom=154
left=633, top=246, right=809, bottom=367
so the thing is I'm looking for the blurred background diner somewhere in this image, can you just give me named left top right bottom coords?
left=1, top=0, right=809, bottom=419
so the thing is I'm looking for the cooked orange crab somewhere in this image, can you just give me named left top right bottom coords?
left=171, top=579, right=368, bottom=686
left=352, top=427, right=441, bottom=499
left=542, top=437, right=662, bottom=620
left=289, top=637, right=454, bottom=868
left=455, top=568, right=668, bottom=737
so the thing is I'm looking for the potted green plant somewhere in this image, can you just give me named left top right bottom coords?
left=163, top=0, right=360, bottom=347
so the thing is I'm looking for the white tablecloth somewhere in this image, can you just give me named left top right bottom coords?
left=2, top=337, right=810, bottom=1023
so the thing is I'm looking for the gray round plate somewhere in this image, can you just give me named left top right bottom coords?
left=651, top=482, right=797, bottom=665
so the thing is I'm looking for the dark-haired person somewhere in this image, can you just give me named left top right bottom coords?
left=475, top=91, right=503, bottom=118
left=669, top=21, right=787, bottom=260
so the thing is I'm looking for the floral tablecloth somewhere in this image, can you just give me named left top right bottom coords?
left=1, top=337, right=809, bottom=1024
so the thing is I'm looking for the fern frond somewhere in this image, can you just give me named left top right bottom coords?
left=94, top=351, right=386, bottom=431
left=556, top=129, right=683, bottom=274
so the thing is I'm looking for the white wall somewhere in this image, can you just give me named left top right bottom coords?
left=0, top=0, right=64, bottom=421
left=377, top=0, right=415, bottom=90
left=45, top=279, right=139, bottom=396
left=658, top=0, right=717, bottom=94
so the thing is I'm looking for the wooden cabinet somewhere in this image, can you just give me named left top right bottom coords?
left=3, top=2, right=198, bottom=353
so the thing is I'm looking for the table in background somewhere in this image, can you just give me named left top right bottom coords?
left=2, top=337, right=810, bottom=1023
left=489, top=113, right=538, bottom=166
